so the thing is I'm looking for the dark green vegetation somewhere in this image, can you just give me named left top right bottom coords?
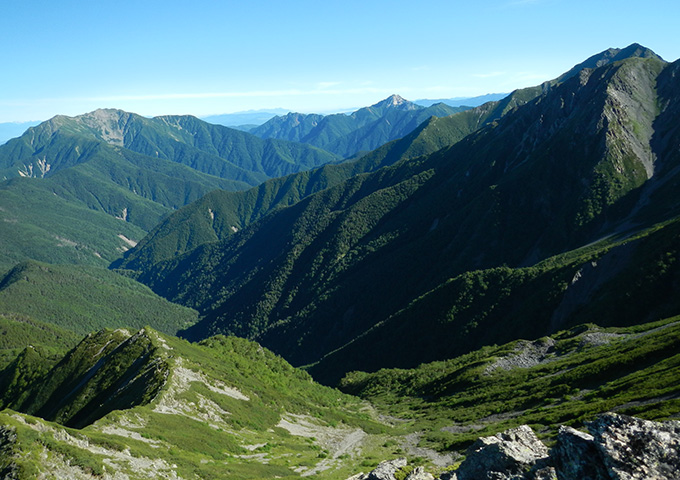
left=0, top=260, right=198, bottom=336
left=1, top=318, right=678, bottom=479
left=0, top=109, right=340, bottom=189
left=116, top=45, right=661, bottom=273
left=0, top=44, right=678, bottom=479
left=123, top=50, right=679, bottom=387
left=114, top=110, right=501, bottom=272
left=0, top=109, right=338, bottom=267
left=2, top=328, right=166, bottom=428
left=0, top=176, right=147, bottom=269
left=251, top=94, right=469, bottom=158
left=0, top=314, right=80, bottom=370
left=310, top=215, right=680, bottom=383
left=340, top=317, right=680, bottom=452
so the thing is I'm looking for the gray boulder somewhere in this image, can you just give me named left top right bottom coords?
left=368, top=458, right=408, bottom=480
left=349, top=414, right=680, bottom=480
left=454, top=425, right=549, bottom=480
left=588, top=413, right=680, bottom=480
left=552, top=425, right=610, bottom=479
left=406, top=466, right=435, bottom=480
left=348, top=458, right=408, bottom=480
left=530, top=467, right=558, bottom=480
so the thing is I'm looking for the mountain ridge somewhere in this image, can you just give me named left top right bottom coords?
left=125, top=52, right=679, bottom=380
left=116, top=44, right=668, bottom=274
left=250, top=95, right=468, bottom=158
left=0, top=42, right=679, bottom=480
left=0, top=109, right=340, bottom=267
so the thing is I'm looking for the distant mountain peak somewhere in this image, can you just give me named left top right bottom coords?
left=372, top=94, right=411, bottom=109
left=387, top=94, right=407, bottom=105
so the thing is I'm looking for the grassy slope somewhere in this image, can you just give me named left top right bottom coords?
left=0, top=177, right=148, bottom=270
left=339, top=316, right=680, bottom=453
left=0, top=110, right=340, bottom=269
left=0, top=329, right=397, bottom=480
left=1, top=317, right=678, bottom=479
left=0, top=111, right=340, bottom=186
left=113, top=110, right=495, bottom=272
left=121, top=46, right=653, bottom=274
left=0, top=314, right=80, bottom=369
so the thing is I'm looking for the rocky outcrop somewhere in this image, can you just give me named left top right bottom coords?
left=348, top=458, right=407, bottom=480
left=348, top=413, right=680, bottom=480
left=582, top=413, right=680, bottom=479
left=552, top=426, right=610, bottom=479
left=405, top=466, right=435, bottom=480
left=454, top=425, right=549, bottom=479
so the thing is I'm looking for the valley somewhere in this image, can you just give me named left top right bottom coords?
left=0, top=43, right=679, bottom=479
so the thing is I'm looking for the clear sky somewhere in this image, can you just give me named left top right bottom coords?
left=1, top=0, right=679, bottom=122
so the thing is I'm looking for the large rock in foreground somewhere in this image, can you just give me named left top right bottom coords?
left=349, top=413, right=680, bottom=480
left=454, top=425, right=549, bottom=480
left=553, top=413, right=680, bottom=479
left=586, top=413, right=680, bottom=479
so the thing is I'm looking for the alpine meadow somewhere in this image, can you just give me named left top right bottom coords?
left=1, top=41, right=680, bottom=480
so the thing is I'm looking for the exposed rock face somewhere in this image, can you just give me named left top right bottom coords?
left=405, top=466, right=435, bottom=480
left=366, top=458, right=408, bottom=480
left=587, top=413, right=680, bottom=479
left=347, top=414, right=680, bottom=480
left=454, top=425, right=550, bottom=480
left=348, top=458, right=408, bottom=480
left=531, top=467, right=558, bottom=480
left=552, top=425, right=610, bottom=479
left=551, top=414, right=680, bottom=479
left=485, top=338, right=557, bottom=373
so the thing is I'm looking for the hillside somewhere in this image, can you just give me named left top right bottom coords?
left=124, top=52, right=680, bottom=383
left=113, top=88, right=548, bottom=272
left=0, top=43, right=678, bottom=479
left=0, top=318, right=678, bottom=478
left=0, top=314, right=80, bottom=371
left=339, top=316, right=680, bottom=452
left=0, top=327, right=394, bottom=479
left=115, top=44, right=660, bottom=274
left=0, top=109, right=340, bottom=186
left=310, top=215, right=680, bottom=383
left=0, top=261, right=199, bottom=337
left=114, top=112, right=492, bottom=272
left=0, top=110, right=339, bottom=267
left=0, top=177, right=148, bottom=269
left=251, top=95, right=468, bottom=158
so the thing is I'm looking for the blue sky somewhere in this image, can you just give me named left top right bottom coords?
left=1, top=0, right=679, bottom=122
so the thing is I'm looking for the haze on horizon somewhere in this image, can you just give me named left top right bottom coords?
left=2, top=0, right=679, bottom=123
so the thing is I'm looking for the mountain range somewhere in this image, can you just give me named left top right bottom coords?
left=250, top=95, right=469, bottom=158
left=115, top=44, right=677, bottom=384
left=0, top=43, right=679, bottom=479
left=0, top=109, right=339, bottom=268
